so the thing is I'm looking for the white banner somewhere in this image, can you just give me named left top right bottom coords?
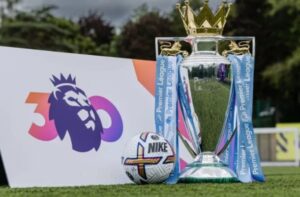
left=0, top=47, right=157, bottom=188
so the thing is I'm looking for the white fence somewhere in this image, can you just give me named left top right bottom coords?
left=255, top=128, right=300, bottom=167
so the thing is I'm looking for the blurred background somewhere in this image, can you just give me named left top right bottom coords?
left=0, top=0, right=299, bottom=126
left=0, top=0, right=299, bottom=185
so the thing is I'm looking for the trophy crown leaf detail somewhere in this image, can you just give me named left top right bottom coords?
left=176, top=0, right=231, bottom=36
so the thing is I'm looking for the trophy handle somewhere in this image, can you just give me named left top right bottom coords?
left=177, top=131, right=197, bottom=158
left=216, top=128, right=238, bottom=156
left=222, top=40, right=251, bottom=56
left=159, top=41, right=189, bottom=57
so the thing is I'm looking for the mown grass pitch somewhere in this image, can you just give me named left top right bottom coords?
left=0, top=167, right=299, bottom=197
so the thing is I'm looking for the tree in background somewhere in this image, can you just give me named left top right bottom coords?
left=225, top=0, right=300, bottom=122
left=5, top=0, right=21, bottom=10
left=224, top=0, right=272, bottom=98
left=0, top=0, right=299, bottom=122
left=0, top=0, right=116, bottom=56
left=262, top=2, right=300, bottom=122
left=116, top=2, right=203, bottom=59
left=117, top=5, right=175, bottom=60
left=169, top=0, right=204, bottom=36
left=79, top=12, right=114, bottom=46
left=78, top=12, right=117, bottom=56
left=0, top=6, right=105, bottom=55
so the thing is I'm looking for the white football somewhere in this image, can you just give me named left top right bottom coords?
left=122, top=132, right=176, bottom=184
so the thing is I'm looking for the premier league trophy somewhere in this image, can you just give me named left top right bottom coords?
left=155, top=0, right=265, bottom=183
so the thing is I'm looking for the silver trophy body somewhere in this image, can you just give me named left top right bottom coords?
left=156, top=36, right=254, bottom=182
left=155, top=0, right=256, bottom=183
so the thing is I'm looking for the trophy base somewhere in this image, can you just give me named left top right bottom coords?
left=178, top=152, right=239, bottom=183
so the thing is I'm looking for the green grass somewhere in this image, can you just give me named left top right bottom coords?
left=191, top=79, right=231, bottom=151
left=1, top=167, right=299, bottom=197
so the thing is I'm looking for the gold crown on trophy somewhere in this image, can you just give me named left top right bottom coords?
left=176, top=0, right=231, bottom=36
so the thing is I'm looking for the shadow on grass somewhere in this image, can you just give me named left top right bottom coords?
left=0, top=154, right=8, bottom=186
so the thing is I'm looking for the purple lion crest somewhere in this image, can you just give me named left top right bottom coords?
left=49, top=74, right=103, bottom=152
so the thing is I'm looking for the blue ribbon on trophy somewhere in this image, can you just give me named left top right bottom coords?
left=155, top=53, right=265, bottom=183
left=154, top=0, right=265, bottom=184
left=155, top=55, right=181, bottom=184
left=216, top=54, right=265, bottom=183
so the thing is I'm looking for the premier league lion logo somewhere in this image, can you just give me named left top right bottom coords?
left=49, top=74, right=103, bottom=152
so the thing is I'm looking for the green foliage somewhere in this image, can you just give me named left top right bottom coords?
left=5, top=0, right=21, bottom=11
left=0, top=0, right=299, bottom=122
left=117, top=8, right=175, bottom=60
left=0, top=3, right=117, bottom=56
left=261, top=2, right=300, bottom=121
left=1, top=167, right=300, bottom=196
left=224, top=0, right=272, bottom=96
left=0, top=6, right=99, bottom=54
left=262, top=46, right=300, bottom=121
left=169, top=0, right=204, bottom=36
left=131, top=4, right=152, bottom=23
left=79, top=12, right=114, bottom=46
left=263, top=47, right=300, bottom=89
left=225, top=0, right=300, bottom=122
left=269, top=0, right=300, bottom=12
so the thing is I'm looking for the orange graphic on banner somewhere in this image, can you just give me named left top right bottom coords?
left=132, top=59, right=156, bottom=96
left=26, top=92, right=57, bottom=141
